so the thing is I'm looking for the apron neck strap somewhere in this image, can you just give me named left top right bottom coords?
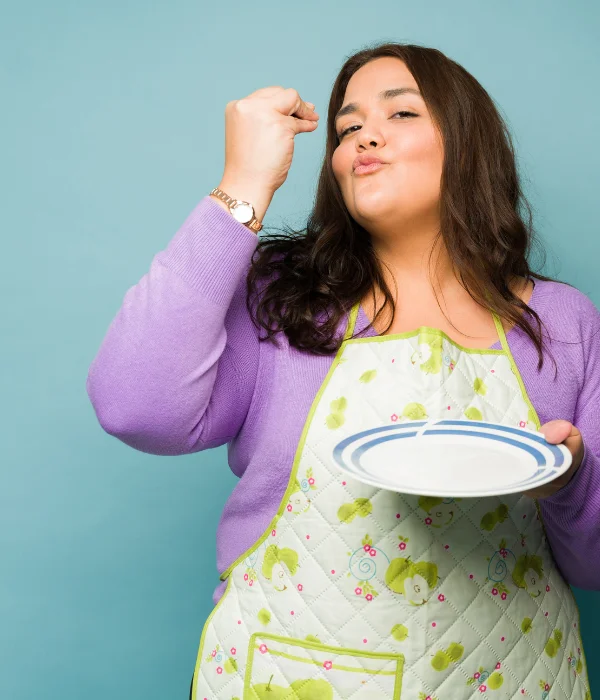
left=484, top=288, right=512, bottom=354
left=343, top=302, right=361, bottom=342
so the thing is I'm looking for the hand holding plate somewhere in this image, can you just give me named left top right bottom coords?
left=522, top=420, right=584, bottom=499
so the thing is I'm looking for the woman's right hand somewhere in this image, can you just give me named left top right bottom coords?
left=222, top=87, right=320, bottom=196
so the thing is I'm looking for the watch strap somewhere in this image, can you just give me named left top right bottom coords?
left=209, top=187, right=263, bottom=233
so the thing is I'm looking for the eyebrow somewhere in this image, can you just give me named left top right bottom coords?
left=334, top=87, right=422, bottom=124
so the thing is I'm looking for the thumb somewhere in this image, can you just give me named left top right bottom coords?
left=539, top=419, right=575, bottom=444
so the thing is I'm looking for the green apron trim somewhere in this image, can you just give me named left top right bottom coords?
left=491, top=310, right=553, bottom=540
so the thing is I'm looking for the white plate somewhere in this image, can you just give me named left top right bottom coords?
left=331, top=419, right=572, bottom=497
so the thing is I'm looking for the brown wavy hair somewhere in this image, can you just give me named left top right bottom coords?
left=245, top=41, right=561, bottom=370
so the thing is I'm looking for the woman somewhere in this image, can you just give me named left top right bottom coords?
left=87, top=43, right=598, bottom=699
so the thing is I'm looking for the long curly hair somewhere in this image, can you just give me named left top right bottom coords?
left=245, top=41, right=560, bottom=370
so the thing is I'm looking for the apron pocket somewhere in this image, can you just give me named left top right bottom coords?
left=244, top=632, right=403, bottom=699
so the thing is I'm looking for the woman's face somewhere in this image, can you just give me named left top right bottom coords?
left=331, top=57, right=444, bottom=239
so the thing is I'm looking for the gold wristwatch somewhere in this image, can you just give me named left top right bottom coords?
left=209, top=187, right=263, bottom=233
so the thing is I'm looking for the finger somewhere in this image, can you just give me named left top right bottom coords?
left=286, top=116, right=320, bottom=135
left=273, top=88, right=319, bottom=121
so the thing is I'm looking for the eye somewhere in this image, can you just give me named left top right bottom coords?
left=337, top=111, right=417, bottom=139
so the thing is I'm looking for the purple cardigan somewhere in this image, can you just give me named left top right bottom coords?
left=86, top=196, right=600, bottom=603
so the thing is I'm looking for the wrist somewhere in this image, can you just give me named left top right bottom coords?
left=212, top=179, right=274, bottom=226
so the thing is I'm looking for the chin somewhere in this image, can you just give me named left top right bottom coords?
left=351, top=194, right=396, bottom=220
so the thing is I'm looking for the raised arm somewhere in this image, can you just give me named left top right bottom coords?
left=87, top=85, right=320, bottom=455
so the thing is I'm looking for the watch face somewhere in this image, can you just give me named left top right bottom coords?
left=231, top=202, right=253, bottom=224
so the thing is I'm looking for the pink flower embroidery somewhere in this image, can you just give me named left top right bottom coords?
left=287, top=504, right=292, bottom=512
left=519, top=420, right=527, bottom=428
left=425, top=517, right=432, bottom=525
left=355, top=587, right=362, bottom=596
left=244, top=574, right=248, bottom=581
left=230, top=647, right=236, bottom=655
left=308, top=477, right=315, bottom=485
left=363, top=544, right=371, bottom=552
left=474, top=672, right=481, bottom=680
left=297, top=584, right=303, bottom=592
left=366, top=594, right=373, bottom=601
left=438, top=594, right=445, bottom=602
left=259, top=644, right=268, bottom=654
left=391, top=414, right=398, bottom=422
left=211, top=650, right=216, bottom=657
left=495, top=663, right=501, bottom=669
left=249, top=580, right=253, bottom=587
left=501, top=592, right=507, bottom=600
left=216, top=667, right=223, bottom=675
left=546, top=584, right=551, bottom=592
left=369, top=548, right=377, bottom=557
left=323, top=660, right=333, bottom=670
left=491, top=588, right=498, bottom=596
left=398, top=542, right=407, bottom=550
left=479, top=684, right=487, bottom=692
left=544, top=683, right=550, bottom=691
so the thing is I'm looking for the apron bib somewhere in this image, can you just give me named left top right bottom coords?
left=191, top=302, right=592, bottom=700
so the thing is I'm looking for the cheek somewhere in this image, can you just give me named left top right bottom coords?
left=331, top=146, right=349, bottom=182
left=401, top=128, right=443, bottom=172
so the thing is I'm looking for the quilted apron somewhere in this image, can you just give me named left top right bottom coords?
left=191, top=301, right=592, bottom=700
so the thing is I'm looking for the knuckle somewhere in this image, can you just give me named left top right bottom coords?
left=233, top=98, right=250, bottom=112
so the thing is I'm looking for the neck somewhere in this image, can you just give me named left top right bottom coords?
left=368, top=228, right=458, bottom=301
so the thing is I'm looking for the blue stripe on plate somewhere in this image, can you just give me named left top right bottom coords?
left=349, top=429, right=547, bottom=469
left=331, top=420, right=565, bottom=467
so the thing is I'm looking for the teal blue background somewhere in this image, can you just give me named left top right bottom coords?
left=1, top=1, right=598, bottom=698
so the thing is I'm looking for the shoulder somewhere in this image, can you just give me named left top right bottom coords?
left=531, top=278, right=599, bottom=342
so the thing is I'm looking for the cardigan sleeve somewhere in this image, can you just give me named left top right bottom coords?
left=538, top=292, right=600, bottom=590
left=86, top=196, right=262, bottom=455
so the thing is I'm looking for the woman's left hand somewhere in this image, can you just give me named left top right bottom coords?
left=522, top=419, right=585, bottom=499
